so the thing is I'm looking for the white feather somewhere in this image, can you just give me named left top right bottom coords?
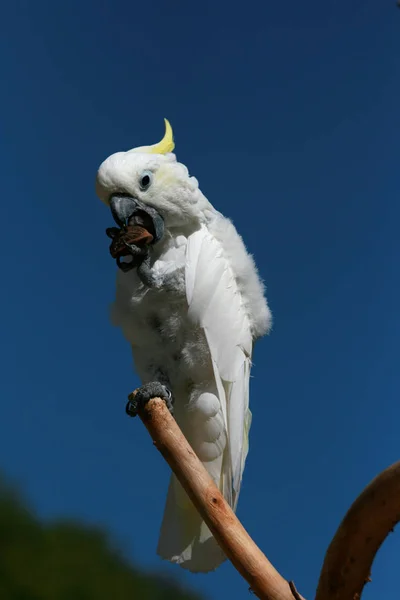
left=185, top=223, right=253, bottom=498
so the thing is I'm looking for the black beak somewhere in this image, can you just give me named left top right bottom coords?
left=108, top=193, right=165, bottom=244
left=109, top=194, right=139, bottom=227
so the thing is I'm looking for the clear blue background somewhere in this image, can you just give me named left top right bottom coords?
left=1, top=1, right=399, bottom=598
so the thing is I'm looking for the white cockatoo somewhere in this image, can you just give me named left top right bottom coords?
left=96, top=120, right=271, bottom=573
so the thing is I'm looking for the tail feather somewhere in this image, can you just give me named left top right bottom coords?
left=157, top=474, right=226, bottom=572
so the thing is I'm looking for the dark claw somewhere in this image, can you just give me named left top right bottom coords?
left=116, top=243, right=149, bottom=273
left=106, top=227, right=120, bottom=239
left=116, top=256, right=136, bottom=272
left=125, top=382, right=174, bottom=418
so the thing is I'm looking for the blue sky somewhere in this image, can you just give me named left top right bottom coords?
left=1, top=1, right=399, bottom=598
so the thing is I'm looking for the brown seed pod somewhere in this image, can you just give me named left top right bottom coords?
left=123, top=225, right=154, bottom=247
left=109, top=225, right=154, bottom=259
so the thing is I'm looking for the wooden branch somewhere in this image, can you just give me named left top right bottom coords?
left=130, top=393, right=305, bottom=600
left=315, top=461, right=400, bottom=600
left=130, top=391, right=400, bottom=600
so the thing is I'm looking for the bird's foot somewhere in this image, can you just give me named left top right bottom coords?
left=126, top=382, right=174, bottom=417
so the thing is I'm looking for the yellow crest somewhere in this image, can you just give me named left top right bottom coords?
left=128, top=119, right=175, bottom=155
left=148, top=118, right=175, bottom=154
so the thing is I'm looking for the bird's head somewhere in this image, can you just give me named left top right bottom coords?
left=97, top=118, right=210, bottom=225
left=96, top=120, right=210, bottom=271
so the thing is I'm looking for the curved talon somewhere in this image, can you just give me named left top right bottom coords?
left=116, top=257, right=130, bottom=272
left=125, top=398, right=138, bottom=417
left=106, top=227, right=120, bottom=239
left=165, top=391, right=174, bottom=414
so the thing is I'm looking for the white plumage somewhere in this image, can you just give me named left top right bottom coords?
left=96, top=121, right=271, bottom=573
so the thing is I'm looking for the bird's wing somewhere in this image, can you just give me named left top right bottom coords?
left=185, top=224, right=253, bottom=506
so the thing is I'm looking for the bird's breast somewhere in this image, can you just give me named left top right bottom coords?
left=113, top=236, right=213, bottom=386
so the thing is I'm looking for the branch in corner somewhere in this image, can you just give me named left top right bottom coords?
left=315, top=461, right=400, bottom=600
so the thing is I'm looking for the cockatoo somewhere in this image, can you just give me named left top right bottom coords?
left=96, top=119, right=271, bottom=573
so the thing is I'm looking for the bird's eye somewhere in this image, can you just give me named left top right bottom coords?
left=139, top=171, right=153, bottom=191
